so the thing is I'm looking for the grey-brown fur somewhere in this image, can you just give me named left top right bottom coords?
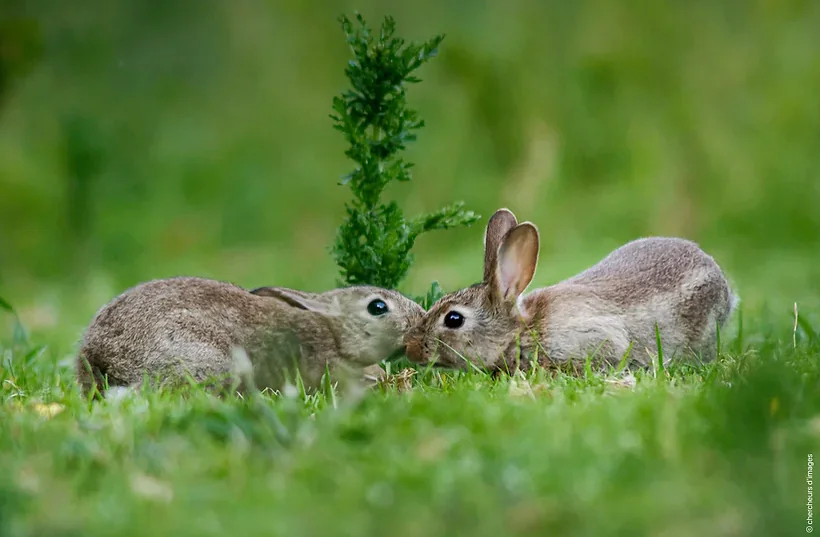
left=77, top=277, right=423, bottom=396
left=405, top=208, right=738, bottom=371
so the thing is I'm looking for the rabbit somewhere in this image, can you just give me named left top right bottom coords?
left=76, top=276, right=424, bottom=396
left=404, top=208, right=739, bottom=372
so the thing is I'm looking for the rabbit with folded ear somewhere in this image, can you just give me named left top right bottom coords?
left=405, top=208, right=739, bottom=371
left=77, top=276, right=424, bottom=396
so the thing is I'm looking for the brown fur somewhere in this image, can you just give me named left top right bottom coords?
left=77, top=277, right=423, bottom=396
left=405, top=208, right=739, bottom=372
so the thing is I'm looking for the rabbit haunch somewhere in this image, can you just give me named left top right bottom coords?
left=405, top=208, right=738, bottom=370
left=77, top=277, right=423, bottom=394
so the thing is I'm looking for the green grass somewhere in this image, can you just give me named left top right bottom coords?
left=1, top=309, right=818, bottom=537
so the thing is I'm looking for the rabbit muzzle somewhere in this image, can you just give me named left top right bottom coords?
left=404, top=330, right=427, bottom=364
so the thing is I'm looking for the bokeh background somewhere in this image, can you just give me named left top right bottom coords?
left=1, top=0, right=818, bottom=352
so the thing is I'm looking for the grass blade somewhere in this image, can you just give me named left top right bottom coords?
left=655, top=322, right=665, bottom=376
left=796, top=314, right=817, bottom=344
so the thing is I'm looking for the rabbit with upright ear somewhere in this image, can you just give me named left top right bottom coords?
left=405, top=208, right=738, bottom=371
left=77, top=276, right=424, bottom=395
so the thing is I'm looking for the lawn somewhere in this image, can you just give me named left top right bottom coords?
left=1, top=304, right=817, bottom=537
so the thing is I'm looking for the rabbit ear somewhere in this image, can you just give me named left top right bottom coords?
left=484, top=208, right=519, bottom=285
left=494, top=223, right=539, bottom=302
left=250, top=287, right=342, bottom=316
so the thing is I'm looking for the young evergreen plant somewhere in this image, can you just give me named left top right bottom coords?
left=331, top=13, right=479, bottom=292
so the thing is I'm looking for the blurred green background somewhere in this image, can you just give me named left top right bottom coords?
left=1, top=0, right=818, bottom=352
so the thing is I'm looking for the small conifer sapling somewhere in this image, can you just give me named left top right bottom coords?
left=330, top=13, right=479, bottom=290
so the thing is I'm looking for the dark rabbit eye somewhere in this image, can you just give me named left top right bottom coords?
left=367, top=299, right=389, bottom=316
left=444, top=311, right=465, bottom=329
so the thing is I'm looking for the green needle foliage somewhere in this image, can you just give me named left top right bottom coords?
left=330, top=13, right=479, bottom=289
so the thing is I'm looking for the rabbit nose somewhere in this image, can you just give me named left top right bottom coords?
left=404, top=334, right=425, bottom=363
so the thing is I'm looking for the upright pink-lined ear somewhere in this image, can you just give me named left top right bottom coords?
left=494, top=223, right=539, bottom=302
left=483, top=208, right=518, bottom=285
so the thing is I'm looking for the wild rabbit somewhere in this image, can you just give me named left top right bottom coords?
left=405, top=208, right=738, bottom=371
left=77, top=276, right=424, bottom=395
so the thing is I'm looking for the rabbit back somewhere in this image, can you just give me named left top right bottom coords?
left=528, top=237, right=737, bottom=365
left=77, top=277, right=276, bottom=393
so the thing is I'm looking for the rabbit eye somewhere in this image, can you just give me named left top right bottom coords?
left=367, top=299, right=389, bottom=316
left=443, top=311, right=464, bottom=329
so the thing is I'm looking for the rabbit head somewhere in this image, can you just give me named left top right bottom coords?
left=405, top=209, right=540, bottom=370
left=251, top=285, right=424, bottom=366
